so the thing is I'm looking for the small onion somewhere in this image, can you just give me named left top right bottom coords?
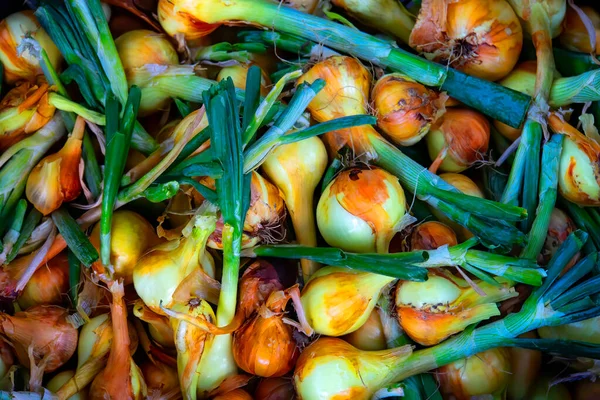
left=436, top=348, right=512, bottom=400
left=371, top=73, right=447, bottom=146
left=341, top=309, right=386, bottom=351
left=539, top=208, right=579, bottom=269
left=395, top=270, right=516, bottom=345
left=90, top=210, right=160, bottom=285
left=238, top=260, right=285, bottom=319
left=301, top=266, right=395, bottom=336
left=217, top=64, right=271, bottom=96
left=157, top=0, right=219, bottom=46
left=140, top=360, right=179, bottom=397
left=317, top=167, right=407, bottom=253
left=507, top=331, right=542, bottom=400
left=212, top=389, right=253, bottom=400
left=560, top=6, right=600, bottom=55
left=538, top=316, right=600, bottom=344
left=133, top=300, right=175, bottom=348
left=17, top=252, right=69, bottom=309
left=426, top=108, right=490, bottom=173
left=46, top=370, right=88, bottom=400
left=0, top=11, right=62, bottom=84
left=255, top=378, right=295, bottom=400
left=409, top=0, right=523, bottom=81
left=409, top=221, right=458, bottom=251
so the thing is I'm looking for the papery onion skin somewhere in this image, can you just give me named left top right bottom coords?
left=0, top=11, right=62, bottom=84
left=426, top=108, right=490, bottom=173
left=409, top=221, right=458, bottom=251
left=409, top=0, right=523, bottom=81
left=90, top=210, right=160, bottom=285
left=372, top=73, right=447, bottom=146
left=238, top=260, right=284, bottom=320
left=212, top=389, right=253, bottom=400
left=140, top=360, right=179, bottom=397
left=255, top=378, right=295, bottom=400
left=301, top=266, right=394, bottom=336
left=539, top=208, right=579, bottom=269
left=157, top=0, right=219, bottom=46
left=47, top=370, right=88, bottom=400
left=133, top=300, right=175, bottom=348
left=508, top=0, right=566, bottom=38
left=0, top=341, right=14, bottom=389
left=436, top=348, right=512, bottom=400
left=18, top=252, right=69, bottom=309
left=341, top=308, right=387, bottom=351
left=507, top=331, right=542, bottom=400
left=317, top=167, right=406, bottom=254
left=538, top=316, right=600, bottom=344
left=560, top=6, right=600, bottom=54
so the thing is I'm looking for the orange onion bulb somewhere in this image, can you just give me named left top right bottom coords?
left=157, top=0, right=219, bottom=46
left=212, top=389, right=253, bottom=400
left=425, top=108, right=490, bottom=174
left=90, top=210, right=160, bottom=285
left=560, top=6, right=600, bottom=54
left=255, top=378, right=295, bottom=400
left=371, top=73, right=447, bottom=146
left=17, top=252, right=69, bottom=309
left=395, top=269, right=516, bottom=345
left=238, top=260, right=285, bottom=319
left=436, top=348, right=512, bottom=400
left=409, top=0, right=522, bottom=81
left=217, top=64, right=271, bottom=96
left=341, top=308, right=387, bottom=351
left=409, top=221, right=458, bottom=251
left=317, top=167, right=407, bottom=253
left=140, top=360, right=179, bottom=398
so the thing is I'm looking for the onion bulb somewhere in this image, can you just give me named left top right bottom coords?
left=0, top=78, right=55, bottom=151
left=0, top=305, right=77, bottom=373
left=238, top=260, right=285, bottom=320
left=317, top=167, right=407, bottom=253
left=297, top=56, right=378, bottom=157
left=409, top=0, right=522, bottom=81
left=529, top=376, right=572, bottom=400
left=90, top=210, right=160, bottom=285
left=217, top=64, right=270, bottom=96
left=538, top=316, right=600, bottom=344
left=507, top=331, right=542, bottom=400
left=26, top=116, right=85, bottom=215
left=436, top=348, right=512, bottom=400
left=133, top=213, right=216, bottom=314
left=157, top=0, right=219, bottom=46
left=140, top=360, right=179, bottom=398
left=342, top=309, right=386, bottom=351
left=301, top=266, right=395, bottom=336
left=371, top=73, right=447, bottom=146
left=574, top=380, right=600, bottom=400
left=17, top=252, right=68, bottom=309
left=560, top=6, right=600, bottom=54
left=47, top=370, right=88, bottom=400
left=426, top=108, right=490, bottom=173
left=540, top=208, right=579, bottom=269
left=508, top=0, right=566, bottom=38
left=0, top=11, right=62, bottom=84
left=89, top=282, right=147, bottom=400
left=115, top=30, right=179, bottom=116
left=395, top=270, right=516, bottom=345
left=262, top=136, right=328, bottom=279
left=409, top=221, right=458, bottom=251
left=255, top=378, right=295, bottom=400
left=133, top=300, right=175, bottom=348
left=293, top=337, right=412, bottom=400
left=0, top=341, right=14, bottom=390
left=213, top=389, right=253, bottom=400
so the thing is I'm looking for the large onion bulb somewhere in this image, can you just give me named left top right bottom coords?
left=17, top=252, right=69, bottom=309
left=560, top=6, right=600, bottom=54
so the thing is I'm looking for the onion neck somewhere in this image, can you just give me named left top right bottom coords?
left=529, top=3, right=556, bottom=102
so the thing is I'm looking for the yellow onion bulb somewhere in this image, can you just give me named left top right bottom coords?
left=409, top=0, right=522, bottom=81
left=293, top=337, right=412, bottom=400
left=157, top=0, right=219, bottom=46
left=217, top=64, right=271, bottom=96
left=140, top=360, right=179, bottom=397
left=317, top=167, right=407, bottom=254
left=371, top=73, right=447, bottom=146
left=301, top=266, right=395, bottom=336
left=213, top=389, right=253, bottom=400
left=255, top=378, right=295, bottom=400
left=560, top=6, right=600, bottom=54
left=409, top=221, right=458, bottom=251
left=0, top=305, right=77, bottom=373
left=90, top=210, right=160, bottom=285
left=436, top=348, right=512, bottom=400
left=133, top=300, right=175, bottom=348
left=298, top=56, right=378, bottom=157
left=426, top=108, right=490, bottom=173
left=507, top=331, right=542, bottom=400
left=0, top=11, right=61, bottom=84
left=341, top=308, right=387, bottom=351
left=395, top=270, right=516, bottom=345
left=47, top=370, right=88, bottom=400
left=538, top=316, right=600, bottom=344
left=115, top=30, right=179, bottom=116
left=17, top=252, right=69, bottom=309
left=0, top=78, right=56, bottom=151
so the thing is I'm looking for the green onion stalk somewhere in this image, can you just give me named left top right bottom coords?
left=194, top=42, right=267, bottom=64
left=157, top=0, right=531, bottom=128
left=0, top=200, right=27, bottom=265
left=293, top=230, right=600, bottom=399
left=2, top=207, right=42, bottom=265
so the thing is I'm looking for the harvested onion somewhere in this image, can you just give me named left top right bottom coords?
left=47, top=370, right=88, bottom=400
left=255, top=378, right=295, bottom=400
left=538, top=316, right=600, bottom=344
left=408, top=221, right=458, bottom=251
left=17, top=252, right=69, bottom=309
left=217, top=64, right=270, bottom=96
left=560, top=6, right=600, bottom=54
left=507, top=331, right=542, bottom=400
left=140, top=360, right=179, bottom=398
left=342, top=309, right=386, bottom=351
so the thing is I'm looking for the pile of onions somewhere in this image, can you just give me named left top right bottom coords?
left=409, top=0, right=523, bottom=81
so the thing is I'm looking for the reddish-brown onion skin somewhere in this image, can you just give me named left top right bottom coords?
left=255, top=377, right=296, bottom=400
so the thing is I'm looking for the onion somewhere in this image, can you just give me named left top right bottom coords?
left=342, top=309, right=386, bottom=351
left=574, top=379, right=600, bottom=400
left=90, top=210, right=161, bottom=285
left=89, top=282, right=147, bottom=400
left=26, top=116, right=85, bottom=215
left=133, top=300, right=175, bottom=348
left=436, top=348, right=512, bottom=400
left=0, top=305, right=77, bottom=373
left=0, top=341, right=14, bottom=390
left=0, top=11, right=62, bottom=84
left=409, top=0, right=523, bottom=81
left=212, top=389, right=253, bottom=400
left=408, top=221, right=458, bottom=251
left=17, top=252, right=69, bottom=309
left=371, top=73, right=447, bottom=146
left=508, top=0, right=566, bottom=38
left=157, top=0, right=219, bottom=46
left=293, top=337, right=412, bottom=400
left=133, top=213, right=216, bottom=314
left=283, top=0, right=319, bottom=13
left=395, top=269, right=516, bottom=345
left=507, top=331, right=542, bottom=400
left=538, top=316, right=600, bottom=344
left=301, top=266, right=395, bottom=336
left=539, top=208, right=579, bottom=269
left=238, top=260, right=285, bottom=320
left=0, top=78, right=55, bottom=151
left=115, top=30, right=179, bottom=116
left=425, top=108, right=490, bottom=174
left=529, top=376, right=572, bottom=400
left=140, top=360, right=179, bottom=398
left=262, top=136, right=328, bottom=279
left=317, top=167, right=407, bottom=253
left=46, top=370, right=88, bottom=400
left=217, top=64, right=270, bottom=96
left=255, top=378, right=295, bottom=400
left=560, top=6, right=600, bottom=54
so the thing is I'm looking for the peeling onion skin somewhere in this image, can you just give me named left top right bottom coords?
left=255, top=377, right=296, bottom=400
left=560, top=6, right=600, bottom=55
